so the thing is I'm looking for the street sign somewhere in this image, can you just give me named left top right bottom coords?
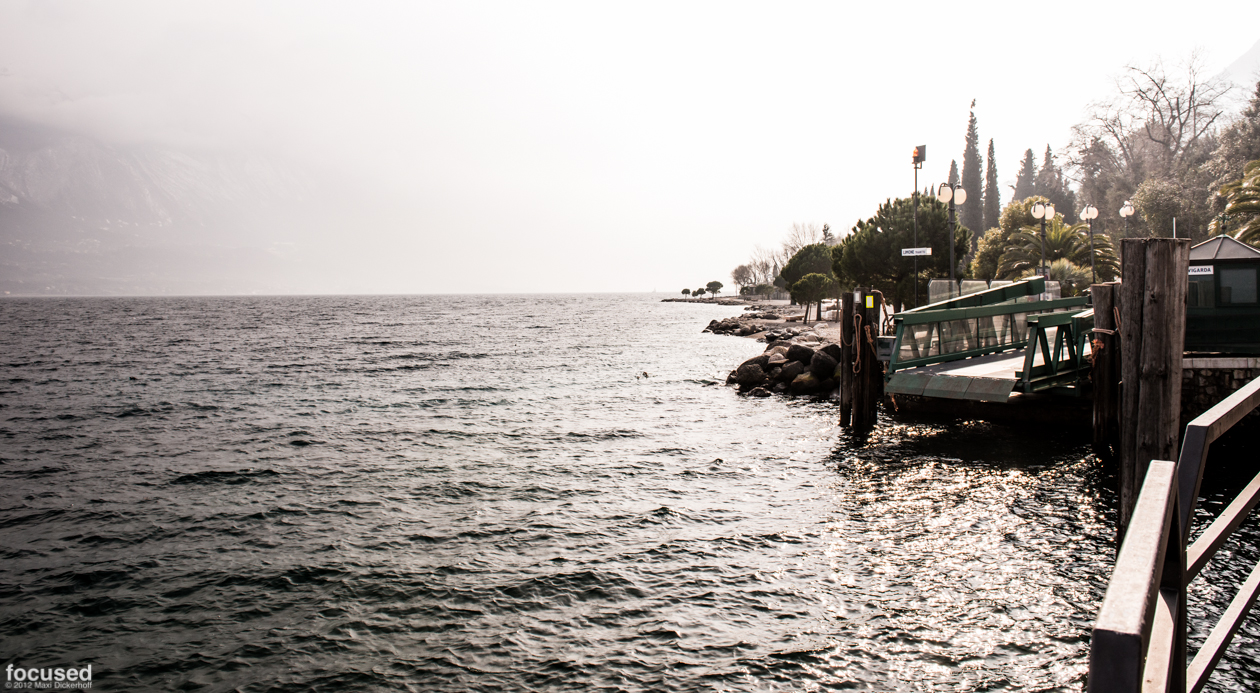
left=901, top=247, right=932, bottom=257
left=1189, top=265, right=1214, bottom=275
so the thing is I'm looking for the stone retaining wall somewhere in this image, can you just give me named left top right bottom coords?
left=1181, top=357, right=1260, bottom=426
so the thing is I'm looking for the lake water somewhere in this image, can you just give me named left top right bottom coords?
left=1, top=294, right=1257, bottom=691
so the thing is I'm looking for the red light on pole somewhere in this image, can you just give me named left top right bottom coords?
left=911, top=145, right=926, bottom=306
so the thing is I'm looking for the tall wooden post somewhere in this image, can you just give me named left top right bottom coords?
left=852, top=288, right=884, bottom=429
left=839, top=292, right=854, bottom=426
left=1091, top=281, right=1121, bottom=460
left=1118, top=238, right=1189, bottom=534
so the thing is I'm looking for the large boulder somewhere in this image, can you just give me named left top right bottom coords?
left=738, top=353, right=770, bottom=370
left=787, top=343, right=816, bottom=365
left=734, top=363, right=767, bottom=387
left=747, top=386, right=772, bottom=398
left=764, top=339, right=793, bottom=352
left=766, top=353, right=787, bottom=367
left=778, top=360, right=805, bottom=382
left=707, top=318, right=747, bottom=335
left=819, top=343, right=843, bottom=362
left=809, top=350, right=838, bottom=379
left=789, top=372, right=822, bottom=396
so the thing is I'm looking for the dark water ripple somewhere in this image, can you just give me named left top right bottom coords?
left=1, top=294, right=1257, bottom=692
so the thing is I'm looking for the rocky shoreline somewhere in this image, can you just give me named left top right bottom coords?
left=659, top=297, right=746, bottom=305
left=701, top=305, right=844, bottom=399
left=725, top=340, right=841, bottom=398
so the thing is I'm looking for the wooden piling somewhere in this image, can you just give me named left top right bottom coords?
left=1118, top=238, right=1189, bottom=534
left=852, top=288, right=884, bottom=429
left=1091, top=281, right=1121, bottom=460
left=839, top=292, right=854, bottom=426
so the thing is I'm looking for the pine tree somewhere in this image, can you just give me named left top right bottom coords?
left=1013, top=149, right=1037, bottom=201
left=948, top=159, right=959, bottom=187
left=984, top=139, right=1000, bottom=231
left=960, top=104, right=984, bottom=251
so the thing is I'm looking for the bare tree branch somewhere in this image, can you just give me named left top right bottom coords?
left=780, top=222, right=824, bottom=257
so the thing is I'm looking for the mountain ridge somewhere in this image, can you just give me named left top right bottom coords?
left=0, top=117, right=329, bottom=295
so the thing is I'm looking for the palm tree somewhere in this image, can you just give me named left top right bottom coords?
left=1213, top=159, right=1260, bottom=245
left=997, top=216, right=1120, bottom=282
left=1013, top=259, right=1091, bottom=296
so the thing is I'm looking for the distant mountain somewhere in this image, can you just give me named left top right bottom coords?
left=0, top=118, right=323, bottom=295
left=0, top=119, right=308, bottom=226
left=1220, top=38, right=1260, bottom=92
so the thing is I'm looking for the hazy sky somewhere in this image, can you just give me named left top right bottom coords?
left=1, top=1, right=1258, bottom=294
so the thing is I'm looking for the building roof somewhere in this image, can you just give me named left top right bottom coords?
left=1189, top=235, right=1260, bottom=261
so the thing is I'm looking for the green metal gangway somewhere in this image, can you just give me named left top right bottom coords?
left=883, top=277, right=1094, bottom=402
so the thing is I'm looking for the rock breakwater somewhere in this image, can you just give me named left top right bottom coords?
left=660, top=297, right=745, bottom=305
left=725, top=339, right=842, bottom=398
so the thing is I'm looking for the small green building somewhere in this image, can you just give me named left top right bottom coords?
left=1186, top=235, right=1260, bottom=354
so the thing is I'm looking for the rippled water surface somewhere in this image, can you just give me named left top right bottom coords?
left=2, top=294, right=1258, bottom=691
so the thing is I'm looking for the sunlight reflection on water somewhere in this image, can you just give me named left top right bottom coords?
left=0, top=294, right=1256, bottom=691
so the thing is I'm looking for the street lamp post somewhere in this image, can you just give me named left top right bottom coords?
left=936, top=182, right=967, bottom=282
left=1080, top=204, right=1100, bottom=284
left=912, top=145, right=926, bottom=307
left=1120, top=200, right=1135, bottom=237
left=1031, top=201, right=1056, bottom=279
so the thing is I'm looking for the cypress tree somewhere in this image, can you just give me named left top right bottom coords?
left=1035, top=145, right=1057, bottom=196
left=960, top=104, right=984, bottom=252
left=1035, top=145, right=1078, bottom=223
left=948, top=159, right=959, bottom=187
left=1013, top=149, right=1037, bottom=201
left=984, top=139, right=1000, bottom=230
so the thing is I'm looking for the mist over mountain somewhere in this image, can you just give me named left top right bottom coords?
left=0, top=117, right=330, bottom=295
left=1221, top=38, right=1260, bottom=89
left=0, top=4, right=1254, bottom=296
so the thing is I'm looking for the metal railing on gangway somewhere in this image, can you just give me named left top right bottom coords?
left=887, top=277, right=1094, bottom=395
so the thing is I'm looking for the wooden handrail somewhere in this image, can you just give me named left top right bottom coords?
left=1176, top=376, right=1260, bottom=543
left=1187, top=562, right=1260, bottom=693
left=1089, top=460, right=1180, bottom=692
left=1089, top=373, right=1260, bottom=692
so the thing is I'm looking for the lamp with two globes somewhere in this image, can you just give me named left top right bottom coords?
left=936, top=183, right=967, bottom=282
left=1080, top=204, right=1099, bottom=284
left=1031, top=201, right=1056, bottom=279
